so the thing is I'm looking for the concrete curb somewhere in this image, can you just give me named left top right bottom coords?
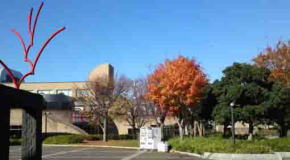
left=169, top=150, right=290, bottom=160
left=275, top=152, right=290, bottom=160
left=171, top=150, right=202, bottom=158
left=43, top=144, right=139, bottom=150
left=203, top=152, right=279, bottom=160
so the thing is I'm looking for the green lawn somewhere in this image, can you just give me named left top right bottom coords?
left=84, top=140, right=139, bottom=147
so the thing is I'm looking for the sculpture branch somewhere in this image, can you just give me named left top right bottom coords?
left=27, top=2, right=44, bottom=54
left=27, top=8, right=34, bottom=55
left=0, top=2, right=65, bottom=89
left=11, top=29, right=27, bottom=58
left=19, top=26, right=66, bottom=85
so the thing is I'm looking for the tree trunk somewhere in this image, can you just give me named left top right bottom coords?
left=158, top=115, right=166, bottom=141
left=185, top=125, right=189, bottom=136
left=279, top=122, right=288, bottom=137
left=132, top=126, right=137, bottom=139
left=160, top=122, right=165, bottom=141
left=248, top=122, right=254, bottom=141
left=178, top=124, right=184, bottom=140
left=201, top=121, right=205, bottom=136
left=177, top=119, right=184, bottom=140
left=223, top=124, right=228, bottom=137
left=131, top=116, right=137, bottom=139
left=103, top=117, right=108, bottom=142
left=193, top=121, right=198, bottom=137
left=197, top=121, right=205, bottom=137
left=188, top=124, right=193, bottom=137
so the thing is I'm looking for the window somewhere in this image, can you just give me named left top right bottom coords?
left=76, top=89, right=90, bottom=97
left=37, top=90, right=53, bottom=95
left=5, top=75, right=20, bottom=83
left=56, top=89, right=72, bottom=97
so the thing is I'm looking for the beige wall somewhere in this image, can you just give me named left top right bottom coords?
left=43, top=114, right=87, bottom=135
left=4, top=81, right=87, bottom=97
left=44, top=110, right=73, bottom=124
left=114, top=116, right=178, bottom=135
left=2, top=63, right=118, bottom=135
left=10, top=109, right=87, bottom=135
left=88, top=63, right=114, bottom=83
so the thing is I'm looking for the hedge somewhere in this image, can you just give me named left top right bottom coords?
left=84, top=134, right=135, bottom=141
left=43, top=134, right=84, bottom=144
left=43, top=133, right=136, bottom=144
left=10, top=138, right=22, bottom=145
left=168, top=137, right=290, bottom=154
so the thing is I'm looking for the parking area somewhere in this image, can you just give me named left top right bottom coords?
left=9, top=146, right=201, bottom=160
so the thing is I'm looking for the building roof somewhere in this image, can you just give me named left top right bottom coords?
left=0, top=68, right=23, bottom=82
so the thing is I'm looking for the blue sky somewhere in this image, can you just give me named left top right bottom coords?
left=0, top=0, right=289, bottom=82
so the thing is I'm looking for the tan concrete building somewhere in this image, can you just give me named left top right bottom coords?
left=3, top=63, right=174, bottom=135
left=5, top=80, right=90, bottom=135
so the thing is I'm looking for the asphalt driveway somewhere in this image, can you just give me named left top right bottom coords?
left=9, top=146, right=202, bottom=160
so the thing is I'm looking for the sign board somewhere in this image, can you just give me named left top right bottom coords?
left=140, top=127, right=161, bottom=150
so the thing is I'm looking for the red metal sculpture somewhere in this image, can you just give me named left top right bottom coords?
left=0, top=2, right=65, bottom=89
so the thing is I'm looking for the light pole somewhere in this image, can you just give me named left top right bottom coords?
left=230, top=102, right=235, bottom=145
left=44, top=112, right=51, bottom=135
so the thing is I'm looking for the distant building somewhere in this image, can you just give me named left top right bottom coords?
left=2, top=64, right=177, bottom=136
left=0, top=68, right=23, bottom=83
left=2, top=64, right=133, bottom=135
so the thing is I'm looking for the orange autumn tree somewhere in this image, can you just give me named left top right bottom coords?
left=147, top=56, right=208, bottom=139
left=253, top=41, right=290, bottom=86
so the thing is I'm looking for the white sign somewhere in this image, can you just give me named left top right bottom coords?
left=140, top=127, right=161, bottom=150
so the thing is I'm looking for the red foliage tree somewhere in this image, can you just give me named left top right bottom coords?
left=253, top=41, right=290, bottom=87
left=0, top=2, right=65, bottom=89
left=146, top=56, right=208, bottom=138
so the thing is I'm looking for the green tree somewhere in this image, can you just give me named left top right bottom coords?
left=198, top=85, right=217, bottom=121
left=190, top=85, right=217, bottom=137
left=265, top=83, right=290, bottom=137
left=212, top=63, right=272, bottom=139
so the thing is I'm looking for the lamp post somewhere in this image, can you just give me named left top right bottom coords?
left=230, top=102, right=235, bottom=145
left=44, top=112, right=51, bottom=135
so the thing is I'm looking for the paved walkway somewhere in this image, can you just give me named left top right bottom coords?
left=9, top=146, right=202, bottom=160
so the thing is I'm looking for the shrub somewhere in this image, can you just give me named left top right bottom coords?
left=119, top=134, right=134, bottom=140
left=256, top=138, right=290, bottom=152
left=256, top=128, right=279, bottom=137
left=84, top=134, right=102, bottom=141
left=168, top=137, right=273, bottom=154
left=10, top=138, right=22, bottom=145
left=107, top=133, right=120, bottom=140
left=207, top=132, right=224, bottom=138
left=86, top=134, right=135, bottom=141
left=43, top=134, right=84, bottom=144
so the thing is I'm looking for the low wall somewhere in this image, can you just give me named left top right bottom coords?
left=113, top=116, right=178, bottom=135
left=44, top=114, right=88, bottom=135
left=203, top=152, right=290, bottom=160
left=10, top=109, right=87, bottom=135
